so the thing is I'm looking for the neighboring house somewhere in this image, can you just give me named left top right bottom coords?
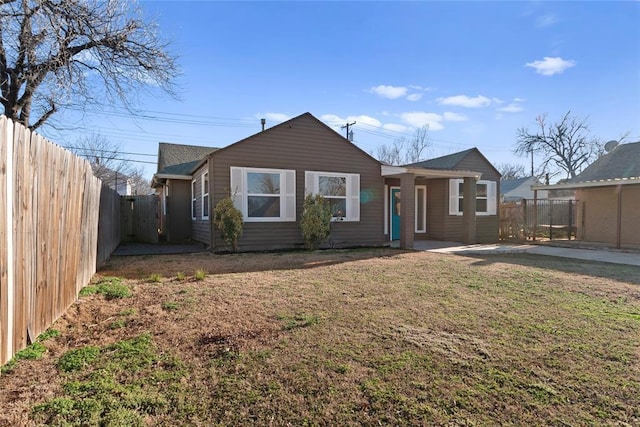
left=152, top=113, right=501, bottom=251
left=532, top=141, right=640, bottom=248
left=500, top=176, right=547, bottom=201
left=95, top=166, right=133, bottom=196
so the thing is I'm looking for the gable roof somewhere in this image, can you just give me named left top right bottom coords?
left=405, top=148, right=476, bottom=170
left=500, top=177, right=534, bottom=194
left=569, top=141, right=640, bottom=182
left=404, top=147, right=500, bottom=177
left=209, top=112, right=381, bottom=165
left=156, top=142, right=218, bottom=176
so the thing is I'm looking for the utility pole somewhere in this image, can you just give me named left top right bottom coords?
left=341, top=121, right=356, bottom=140
left=530, top=148, right=534, bottom=177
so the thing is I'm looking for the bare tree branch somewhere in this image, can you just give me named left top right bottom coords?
left=497, top=163, right=527, bottom=180
left=0, top=0, right=178, bottom=130
left=515, top=111, right=602, bottom=179
left=376, top=125, right=431, bottom=165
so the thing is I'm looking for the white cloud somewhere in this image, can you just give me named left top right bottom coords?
left=400, top=112, right=444, bottom=131
left=443, top=112, right=468, bottom=122
left=383, top=123, right=412, bottom=133
left=259, top=112, right=291, bottom=123
left=369, top=85, right=408, bottom=99
left=536, top=13, right=559, bottom=28
left=320, top=114, right=382, bottom=128
left=513, top=97, right=526, bottom=102
left=525, top=56, right=576, bottom=76
left=406, top=93, right=423, bottom=102
left=436, top=95, right=492, bottom=108
left=496, top=103, right=524, bottom=113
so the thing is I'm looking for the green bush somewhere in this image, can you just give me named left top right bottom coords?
left=300, top=194, right=332, bottom=250
left=213, top=196, right=243, bottom=252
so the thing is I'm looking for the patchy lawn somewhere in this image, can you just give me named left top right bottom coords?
left=1, top=249, right=639, bottom=426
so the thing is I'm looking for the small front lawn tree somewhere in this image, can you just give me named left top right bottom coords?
left=300, top=194, right=332, bottom=250
left=213, top=196, right=243, bottom=252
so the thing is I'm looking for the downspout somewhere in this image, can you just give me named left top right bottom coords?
left=208, top=157, right=215, bottom=252
left=616, top=185, right=622, bottom=249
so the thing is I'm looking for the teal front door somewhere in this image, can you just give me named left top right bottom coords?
left=391, top=188, right=401, bottom=240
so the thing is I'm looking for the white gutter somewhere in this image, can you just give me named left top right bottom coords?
left=532, top=176, right=640, bottom=190
left=382, top=164, right=482, bottom=179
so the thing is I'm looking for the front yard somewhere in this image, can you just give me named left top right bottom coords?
left=1, top=249, right=639, bottom=426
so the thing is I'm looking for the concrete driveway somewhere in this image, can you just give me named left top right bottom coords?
left=414, top=241, right=640, bottom=267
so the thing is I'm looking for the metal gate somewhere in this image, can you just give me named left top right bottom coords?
left=120, top=195, right=160, bottom=243
left=500, top=199, right=577, bottom=241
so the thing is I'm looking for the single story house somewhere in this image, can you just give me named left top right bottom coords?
left=152, top=113, right=500, bottom=251
left=501, top=176, right=547, bottom=201
left=532, top=141, right=640, bottom=248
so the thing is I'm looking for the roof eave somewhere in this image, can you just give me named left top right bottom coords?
left=532, top=177, right=640, bottom=190
left=382, top=165, right=482, bottom=179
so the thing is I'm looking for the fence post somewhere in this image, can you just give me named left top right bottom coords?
left=549, top=201, right=553, bottom=240
left=533, top=190, right=538, bottom=241
left=3, top=118, right=14, bottom=362
left=568, top=200, right=573, bottom=240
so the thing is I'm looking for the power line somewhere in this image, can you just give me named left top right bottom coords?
left=62, top=145, right=157, bottom=157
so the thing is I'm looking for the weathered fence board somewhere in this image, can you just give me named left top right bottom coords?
left=120, top=195, right=159, bottom=244
left=0, top=116, right=120, bottom=366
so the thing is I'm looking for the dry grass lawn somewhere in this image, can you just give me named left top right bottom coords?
left=1, top=248, right=639, bottom=426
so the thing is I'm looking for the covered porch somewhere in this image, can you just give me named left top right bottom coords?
left=381, top=165, right=483, bottom=249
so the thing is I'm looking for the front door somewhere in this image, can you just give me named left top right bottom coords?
left=391, top=188, right=401, bottom=240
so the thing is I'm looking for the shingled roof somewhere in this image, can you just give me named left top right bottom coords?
left=405, top=148, right=476, bottom=170
left=500, top=177, right=534, bottom=194
left=569, top=141, right=640, bottom=182
left=156, top=142, right=218, bottom=176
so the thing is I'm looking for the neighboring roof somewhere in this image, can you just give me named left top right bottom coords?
left=568, top=141, right=640, bottom=182
left=405, top=148, right=476, bottom=170
left=501, top=176, right=537, bottom=194
left=156, top=142, right=218, bottom=176
left=533, top=141, right=640, bottom=190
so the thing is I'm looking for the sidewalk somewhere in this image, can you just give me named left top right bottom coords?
left=414, top=241, right=640, bottom=267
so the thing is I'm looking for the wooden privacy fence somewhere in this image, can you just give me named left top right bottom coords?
left=121, top=195, right=159, bottom=244
left=0, top=116, right=119, bottom=366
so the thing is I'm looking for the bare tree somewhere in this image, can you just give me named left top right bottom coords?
left=70, top=133, right=150, bottom=195
left=0, top=0, right=178, bottom=130
left=497, top=163, right=527, bottom=180
left=515, top=111, right=601, bottom=179
left=376, top=125, right=431, bottom=165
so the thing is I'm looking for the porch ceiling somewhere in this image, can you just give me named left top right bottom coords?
left=381, top=165, right=482, bottom=179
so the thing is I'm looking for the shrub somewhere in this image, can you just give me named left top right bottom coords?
left=194, top=269, right=206, bottom=281
left=213, top=196, right=243, bottom=252
left=300, top=194, right=332, bottom=250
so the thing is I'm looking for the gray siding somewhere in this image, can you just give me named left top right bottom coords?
left=166, top=179, right=193, bottom=243
left=442, top=150, right=500, bottom=243
left=191, top=164, right=210, bottom=245
left=210, top=113, right=384, bottom=252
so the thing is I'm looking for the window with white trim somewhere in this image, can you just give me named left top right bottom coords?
left=230, top=167, right=296, bottom=222
left=415, top=185, right=427, bottom=233
left=305, top=171, right=360, bottom=221
left=202, top=172, right=209, bottom=219
left=191, top=179, right=197, bottom=220
left=449, top=179, right=497, bottom=216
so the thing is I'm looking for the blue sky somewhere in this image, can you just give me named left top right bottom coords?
left=45, top=1, right=640, bottom=180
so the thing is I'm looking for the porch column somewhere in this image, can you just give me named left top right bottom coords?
left=462, top=177, right=477, bottom=244
left=400, top=173, right=415, bottom=249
